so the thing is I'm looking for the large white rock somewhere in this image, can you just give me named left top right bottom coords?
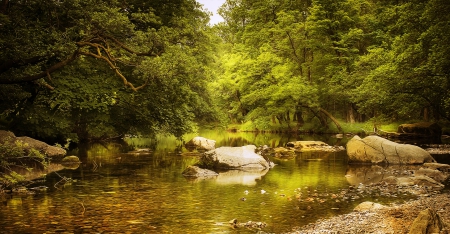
left=185, top=136, right=216, bottom=151
left=200, top=145, right=270, bottom=169
left=346, top=135, right=436, bottom=164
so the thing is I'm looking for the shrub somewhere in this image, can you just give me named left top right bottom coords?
left=0, top=138, right=47, bottom=191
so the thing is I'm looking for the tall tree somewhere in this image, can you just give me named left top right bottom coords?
left=0, top=0, right=218, bottom=141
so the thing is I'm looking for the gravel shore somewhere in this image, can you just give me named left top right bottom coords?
left=290, top=193, right=450, bottom=234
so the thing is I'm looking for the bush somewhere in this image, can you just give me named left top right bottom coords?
left=0, top=138, right=47, bottom=191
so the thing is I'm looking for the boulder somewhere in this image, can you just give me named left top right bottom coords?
left=185, top=136, right=216, bottom=151
left=61, top=155, right=81, bottom=164
left=398, top=122, right=441, bottom=138
left=16, top=136, right=66, bottom=157
left=0, top=130, right=15, bottom=143
left=0, top=130, right=66, bottom=158
left=182, top=165, right=218, bottom=177
left=414, top=168, right=448, bottom=183
left=423, top=162, right=450, bottom=172
left=353, top=201, right=385, bottom=212
left=199, top=145, right=270, bottom=170
left=409, top=176, right=445, bottom=189
left=346, top=135, right=436, bottom=164
left=382, top=175, right=444, bottom=189
left=273, top=147, right=296, bottom=159
left=409, top=209, right=445, bottom=234
left=128, top=148, right=152, bottom=154
left=286, top=141, right=345, bottom=152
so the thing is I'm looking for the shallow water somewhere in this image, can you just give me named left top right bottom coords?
left=0, top=131, right=446, bottom=233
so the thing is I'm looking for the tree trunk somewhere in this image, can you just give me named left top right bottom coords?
left=319, top=108, right=343, bottom=132
left=276, top=115, right=283, bottom=124
left=296, top=111, right=304, bottom=127
left=308, top=51, right=313, bottom=83
left=347, top=103, right=356, bottom=124
left=432, top=104, right=440, bottom=121
left=309, top=109, right=327, bottom=127
left=422, top=106, right=429, bottom=122
left=228, top=114, right=235, bottom=124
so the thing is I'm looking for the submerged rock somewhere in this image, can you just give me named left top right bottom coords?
left=229, top=219, right=267, bottom=230
left=414, top=168, right=448, bottom=183
left=128, top=148, right=152, bottom=154
left=382, top=175, right=444, bottom=190
left=272, top=147, right=296, bottom=159
left=182, top=165, right=218, bottom=177
left=346, top=135, right=436, bottom=164
left=345, top=163, right=450, bottom=196
left=354, top=201, right=385, bottom=212
left=286, top=141, right=345, bottom=152
left=422, top=162, right=450, bottom=172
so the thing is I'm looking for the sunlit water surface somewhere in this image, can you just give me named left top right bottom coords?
left=0, top=131, right=448, bottom=233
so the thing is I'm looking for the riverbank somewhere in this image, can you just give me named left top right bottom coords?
left=290, top=192, right=450, bottom=233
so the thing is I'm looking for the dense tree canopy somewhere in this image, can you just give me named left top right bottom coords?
left=1, top=0, right=449, bottom=142
left=213, top=0, right=450, bottom=131
left=0, top=0, right=218, bottom=142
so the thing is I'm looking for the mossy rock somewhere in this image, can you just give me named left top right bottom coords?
left=61, top=156, right=81, bottom=163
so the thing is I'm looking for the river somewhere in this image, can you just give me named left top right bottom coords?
left=0, top=130, right=448, bottom=233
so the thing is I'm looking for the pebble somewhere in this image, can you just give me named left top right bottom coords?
left=290, top=193, right=450, bottom=234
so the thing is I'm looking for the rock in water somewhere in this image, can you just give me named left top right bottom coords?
left=182, top=166, right=218, bottom=177
left=199, top=145, right=270, bottom=170
left=409, top=208, right=445, bottom=234
left=353, top=201, right=385, bottom=212
left=185, top=136, right=216, bottom=151
left=347, top=135, right=436, bottom=164
left=398, top=122, right=442, bottom=138
left=61, top=155, right=81, bottom=163
left=16, top=136, right=67, bottom=157
left=0, top=130, right=66, bottom=158
left=286, top=141, right=345, bottom=152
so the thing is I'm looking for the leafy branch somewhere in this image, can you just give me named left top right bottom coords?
left=0, top=33, right=161, bottom=91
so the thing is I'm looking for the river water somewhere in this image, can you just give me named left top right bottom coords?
left=0, top=130, right=448, bottom=233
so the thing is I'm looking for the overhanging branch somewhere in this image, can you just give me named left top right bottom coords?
left=0, top=34, right=159, bottom=90
left=0, top=51, right=80, bottom=84
left=102, top=34, right=163, bottom=57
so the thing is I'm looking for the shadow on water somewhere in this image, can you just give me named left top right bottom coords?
left=0, top=131, right=449, bottom=233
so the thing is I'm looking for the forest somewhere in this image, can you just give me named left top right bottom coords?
left=1, top=0, right=449, bottom=143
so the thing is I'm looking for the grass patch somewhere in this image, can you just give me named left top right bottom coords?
left=228, top=118, right=440, bottom=135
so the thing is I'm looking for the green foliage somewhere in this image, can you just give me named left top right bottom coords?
left=0, top=139, right=48, bottom=190
left=214, top=0, right=450, bottom=130
left=2, top=0, right=450, bottom=139
left=0, top=0, right=220, bottom=142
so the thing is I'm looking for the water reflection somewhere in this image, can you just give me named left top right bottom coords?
left=1, top=131, right=447, bottom=233
left=215, top=168, right=270, bottom=186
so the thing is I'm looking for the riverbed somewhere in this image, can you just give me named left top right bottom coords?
left=0, top=131, right=448, bottom=233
